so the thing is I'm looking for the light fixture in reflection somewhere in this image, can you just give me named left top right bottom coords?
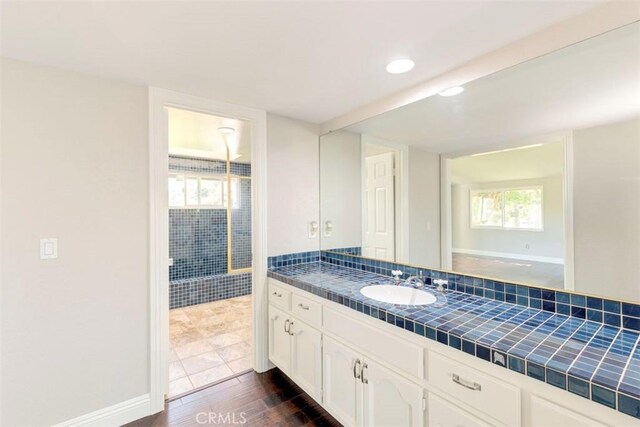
left=439, top=86, right=464, bottom=97
left=471, top=144, right=544, bottom=157
left=218, top=126, right=235, bottom=135
left=386, top=59, right=415, bottom=74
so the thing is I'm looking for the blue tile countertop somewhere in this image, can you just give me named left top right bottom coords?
left=267, top=261, right=640, bottom=420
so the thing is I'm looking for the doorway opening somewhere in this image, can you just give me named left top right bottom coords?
left=166, top=107, right=253, bottom=398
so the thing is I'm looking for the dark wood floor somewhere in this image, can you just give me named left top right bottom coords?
left=125, top=369, right=341, bottom=427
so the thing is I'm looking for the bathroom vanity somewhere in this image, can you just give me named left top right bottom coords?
left=267, top=259, right=639, bottom=426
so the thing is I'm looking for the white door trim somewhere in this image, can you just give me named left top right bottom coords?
left=562, top=133, right=575, bottom=291
left=440, top=156, right=452, bottom=270
left=148, top=87, right=268, bottom=414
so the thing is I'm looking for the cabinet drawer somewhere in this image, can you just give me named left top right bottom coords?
left=428, top=351, right=521, bottom=426
left=324, top=307, right=423, bottom=378
left=269, top=281, right=291, bottom=311
left=291, top=293, right=322, bottom=327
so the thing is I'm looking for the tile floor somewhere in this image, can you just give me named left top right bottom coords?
left=169, top=294, right=253, bottom=398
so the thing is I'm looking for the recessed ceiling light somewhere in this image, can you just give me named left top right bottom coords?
left=218, top=126, right=235, bottom=135
left=386, top=59, right=415, bottom=74
left=439, top=86, right=464, bottom=97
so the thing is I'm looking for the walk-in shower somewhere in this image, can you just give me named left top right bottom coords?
left=167, top=107, right=252, bottom=309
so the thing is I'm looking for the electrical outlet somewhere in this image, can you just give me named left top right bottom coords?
left=308, top=221, right=319, bottom=238
left=525, top=243, right=530, bottom=250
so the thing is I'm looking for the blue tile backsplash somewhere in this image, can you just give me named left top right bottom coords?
left=266, top=249, right=640, bottom=420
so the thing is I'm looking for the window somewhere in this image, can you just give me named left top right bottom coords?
left=169, top=173, right=239, bottom=209
left=470, top=187, right=542, bottom=230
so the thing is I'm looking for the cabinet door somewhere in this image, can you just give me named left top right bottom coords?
left=289, top=317, right=323, bottom=402
left=428, top=393, right=490, bottom=427
left=361, top=358, right=424, bottom=427
left=268, top=305, right=291, bottom=373
left=323, top=336, right=361, bottom=427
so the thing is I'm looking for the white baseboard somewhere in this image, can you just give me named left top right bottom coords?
left=52, top=394, right=151, bottom=427
left=453, top=248, right=564, bottom=265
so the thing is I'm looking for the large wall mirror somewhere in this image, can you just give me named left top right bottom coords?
left=320, top=22, right=640, bottom=302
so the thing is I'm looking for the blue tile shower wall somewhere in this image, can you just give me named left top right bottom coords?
left=169, top=155, right=252, bottom=307
left=170, top=209, right=227, bottom=280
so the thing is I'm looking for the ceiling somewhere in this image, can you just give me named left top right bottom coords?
left=346, top=22, right=640, bottom=155
left=168, top=107, right=251, bottom=163
left=1, top=1, right=603, bottom=124
left=451, top=142, right=564, bottom=184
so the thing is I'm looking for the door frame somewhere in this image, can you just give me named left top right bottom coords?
left=148, top=87, right=268, bottom=413
left=440, top=133, right=575, bottom=290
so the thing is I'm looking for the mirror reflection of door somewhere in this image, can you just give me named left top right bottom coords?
left=364, top=152, right=395, bottom=261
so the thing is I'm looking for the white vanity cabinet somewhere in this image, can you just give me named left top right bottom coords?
left=323, top=335, right=424, bottom=427
left=322, top=335, right=361, bottom=426
left=268, top=305, right=291, bottom=372
left=268, top=302, right=323, bottom=401
left=289, top=317, right=323, bottom=401
left=529, top=396, right=603, bottom=427
left=267, top=278, right=635, bottom=427
left=427, top=393, right=490, bottom=427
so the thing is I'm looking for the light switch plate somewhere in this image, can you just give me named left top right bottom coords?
left=40, top=238, right=58, bottom=260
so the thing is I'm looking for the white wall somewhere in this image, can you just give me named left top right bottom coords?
left=1, top=59, right=149, bottom=426
left=452, top=176, right=565, bottom=261
left=267, top=114, right=320, bottom=256
left=320, top=130, right=362, bottom=250
left=573, top=118, right=640, bottom=301
left=407, top=146, right=441, bottom=268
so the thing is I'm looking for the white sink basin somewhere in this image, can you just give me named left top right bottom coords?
left=360, top=285, right=437, bottom=305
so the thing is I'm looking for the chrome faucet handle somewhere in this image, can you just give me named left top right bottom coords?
left=391, top=270, right=403, bottom=284
left=406, top=276, right=425, bottom=289
left=433, top=279, right=448, bottom=293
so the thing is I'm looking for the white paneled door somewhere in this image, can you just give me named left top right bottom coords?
left=364, top=152, right=395, bottom=261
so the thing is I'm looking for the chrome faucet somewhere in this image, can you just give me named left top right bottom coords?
left=433, top=279, right=448, bottom=293
left=391, top=270, right=403, bottom=285
left=405, top=276, right=425, bottom=289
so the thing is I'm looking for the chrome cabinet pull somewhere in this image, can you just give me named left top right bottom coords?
left=353, top=359, right=361, bottom=379
left=452, top=373, right=481, bottom=391
left=288, top=322, right=294, bottom=336
left=272, top=291, right=282, bottom=297
left=284, top=319, right=290, bottom=333
left=298, top=303, right=310, bottom=310
left=361, top=363, right=368, bottom=384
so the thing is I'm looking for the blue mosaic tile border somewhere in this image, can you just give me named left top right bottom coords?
left=169, top=155, right=251, bottom=177
left=170, top=272, right=252, bottom=309
left=320, top=251, right=640, bottom=331
left=267, top=251, right=321, bottom=269
left=267, top=261, right=640, bottom=420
